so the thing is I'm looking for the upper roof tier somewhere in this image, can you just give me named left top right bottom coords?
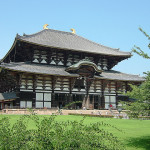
left=16, top=29, right=131, bottom=57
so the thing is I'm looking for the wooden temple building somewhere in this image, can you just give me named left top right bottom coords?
left=0, top=25, right=144, bottom=110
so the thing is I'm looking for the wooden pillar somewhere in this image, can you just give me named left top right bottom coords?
left=82, top=95, right=90, bottom=109
left=64, top=51, right=68, bottom=67
left=98, top=95, right=101, bottom=109
left=46, top=50, right=52, bottom=64
left=86, top=95, right=90, bottom=109
left=1, top=101, right=4, bottom=110
left=115, top=81, right=118, bottom=107
left=32, top=74, right=38, bottom=108
left=16, top=73, right=22, bottom=92
left=101, top=80, right=105, bottom=109
left=51, top=76, right=57, bottom=108
left=92, top=95, right=94, bottom=109
left=15, top=73, right=23, bottom=107
left=69, top=77, right=76, bottom=100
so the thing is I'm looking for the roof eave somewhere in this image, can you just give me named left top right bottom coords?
left=0, top=65, right=79, bottom=77
left=0, top=38, right=18, bottom=63
left=17, top=38, right=131, bottom=57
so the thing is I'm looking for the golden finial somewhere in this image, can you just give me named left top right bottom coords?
left=70, top=28, right=76, bottom=34
left=43, top=24, right=49, bottom=29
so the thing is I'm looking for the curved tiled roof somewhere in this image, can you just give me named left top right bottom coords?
left=0, top=62, right=144, bottom=81
left=99, top=70, right=145, bottom=82
left=16, top=29, right=131, bottom=57
left=0, top=62, right=78, bottom=77
left=66, top=59, right=102, bottom=73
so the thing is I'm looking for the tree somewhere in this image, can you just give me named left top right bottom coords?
left=132, top=27, right=150, bottom=59
left=120, top=72, right=150, bottom=118
left=120, top=28, right=150, bottom=118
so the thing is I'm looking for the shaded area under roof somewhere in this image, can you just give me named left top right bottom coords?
left=0, top=62, right=145, bottom=82
left=0, top=92, right=18, bottom=101
left=16, top=29, right=131, bottom=57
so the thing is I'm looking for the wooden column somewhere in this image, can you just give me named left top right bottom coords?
left=32, top=74, right=38, bottom=108
left=101, top=80, right=105, bottom=109
left=15, top=73, right=22, bottom=107
left=64, top=51, right=68, bottom=67
left=1, top=101, right=4, bottom=110
left=115, top=81, right=118, bottom=107
left=16, top=73, right=22, bottom=92
left=69, top=77, right=76, bottom=103
left=51, top=76, right=58, bottom=107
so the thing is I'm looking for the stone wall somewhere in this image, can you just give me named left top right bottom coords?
left=1, top=109, right=122, bottom=116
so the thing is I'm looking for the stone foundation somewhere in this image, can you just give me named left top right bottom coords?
left=1, top=109, right=125, bottom=116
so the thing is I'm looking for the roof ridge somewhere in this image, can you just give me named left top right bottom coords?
left=18, top=28, right=73, bottom=38
left=16, top=28, right=131, bottom=57
left=18, top=29, right=129, bottom=54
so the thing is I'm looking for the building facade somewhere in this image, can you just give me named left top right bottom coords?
left=0, top=26, right=144, bottom=109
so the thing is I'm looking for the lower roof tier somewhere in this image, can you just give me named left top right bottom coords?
left=0, top=62, right=145, bottom=82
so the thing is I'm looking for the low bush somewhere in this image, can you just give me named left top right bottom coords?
left=0, top=114, right=124, bottom=150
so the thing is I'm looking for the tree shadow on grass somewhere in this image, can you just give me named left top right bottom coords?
left=126, top=136, right=150, bottom=150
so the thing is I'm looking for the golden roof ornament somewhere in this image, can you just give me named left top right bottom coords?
left=70, top=28, right=76, bottom=34
left=43, top=24, right=49, bottom=29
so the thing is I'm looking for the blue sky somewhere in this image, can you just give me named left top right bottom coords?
left=0, top=0, right=150, bottom=76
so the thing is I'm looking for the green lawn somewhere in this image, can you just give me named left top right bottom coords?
left=0, top=114, right=150, bottom=150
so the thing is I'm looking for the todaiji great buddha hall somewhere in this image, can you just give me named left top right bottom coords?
left=0, top=25, right=144, bottom=110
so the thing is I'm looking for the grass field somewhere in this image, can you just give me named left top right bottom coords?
left=0, top=114, right=150, bottom=150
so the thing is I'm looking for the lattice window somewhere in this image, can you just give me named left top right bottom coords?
left=105, top=96, right=116, bottom=109
left=36, top=92, right=51, bottom=108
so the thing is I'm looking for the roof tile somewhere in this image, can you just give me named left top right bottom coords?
left=17, top=29, right=131, bottom=57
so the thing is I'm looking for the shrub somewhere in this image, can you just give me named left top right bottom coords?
left=0, top=114, right=124, bottom=150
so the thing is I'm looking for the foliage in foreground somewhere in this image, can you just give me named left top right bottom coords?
left=0, top=114, right=124, bottom=150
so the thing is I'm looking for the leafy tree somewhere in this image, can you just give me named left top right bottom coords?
left=120, top=28, right=150, bottom=118
left=120, top=72, right=150, bottom=118
left=132, top=27, right=150, bottom=59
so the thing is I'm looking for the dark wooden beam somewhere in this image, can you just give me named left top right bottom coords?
left=101, top=80, right=105, bottom=108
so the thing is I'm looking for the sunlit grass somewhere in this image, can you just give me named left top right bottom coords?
left=0, top=114, right=149, bottom=150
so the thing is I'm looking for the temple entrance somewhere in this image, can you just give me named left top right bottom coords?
left=72, top=94, right=84, bottom=109
left=89, top=95, right=101, bottom=109
left=54, top=93, right=70, bottom=109
left=82, top=94, right=101, bottom=110
left=66, top=59, right=102, bottom=110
